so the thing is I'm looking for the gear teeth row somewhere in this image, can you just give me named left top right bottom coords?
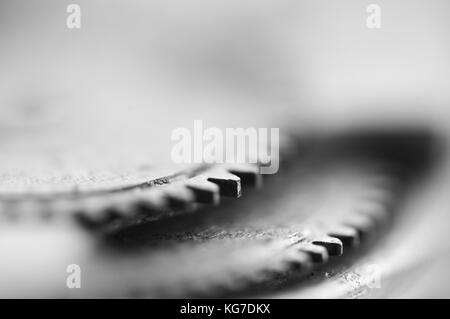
left=1, top=169, right=405, bottom=298
left=310, top=237, right=344, bottom=256
left=295, top=242, right=329, bottom=263
left=163, top=185, right=197, bottom=210
left=173, top=239, right=315, bottom=297
left=342, top=195, right=393, bottom=241
left=0, top=131, right=434, bottom=298
left=186, top=177, right=221, bottom=205
left=206, top=170, right=242, bottom=197
left=215, top=176, right=400, bottom=295
left=225, top=164, right=263, bottom=189
left=74, top=165, right=260, bottom=227
left=184, top=166, right=247, bottom=204
left=0, top=164, right=263, bottom=226
left=327, top=225, right=360, bottom=249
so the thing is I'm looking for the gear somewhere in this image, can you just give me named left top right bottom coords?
left=0, top=130, right=435, bottom=297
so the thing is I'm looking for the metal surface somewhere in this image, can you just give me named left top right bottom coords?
left=0, top=130, right=430, bottom=298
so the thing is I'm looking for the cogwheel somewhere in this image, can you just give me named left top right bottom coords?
left=0, top=129, right=436, bottom=298
left=60, top=156, right=405, bottom=298
left=0, top=159, right=270, bottom=227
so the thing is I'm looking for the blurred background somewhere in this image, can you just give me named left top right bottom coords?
left=1, top=0, right=449, bottom=161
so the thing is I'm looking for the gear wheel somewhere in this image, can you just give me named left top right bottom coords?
left=0, top=130, right=435, bottom=298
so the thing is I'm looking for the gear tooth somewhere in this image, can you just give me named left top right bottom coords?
left=73, top=197, right=114, bottom=228
left=75, top=193, right=138, bottom=228
left=186, top=176, right=220, bottom=205
left=91, top=194, right=127, bottom=221
left=74, top=215, right=102, bottom=230
left=102, top=193, right=141, bottom=221
left=206, top=169, right=242, bottom=198
left=282, top=249, right=313, bottom=272
left=342, top=213, right=377, bottom=240
left=311, top=236, right=343, bottom=256
left=327, top=225, right=360, bottom=248
left=135, top=188, right=169, bottom=211
left=295, top=242, right=329, bottom=263
left=226, top=164, right=263, bottom=189
left=74, top=209, right=105, bottom=229
left=357, top=200, right=390, bottom=225
left=163, top=184, right=196, bottom=209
